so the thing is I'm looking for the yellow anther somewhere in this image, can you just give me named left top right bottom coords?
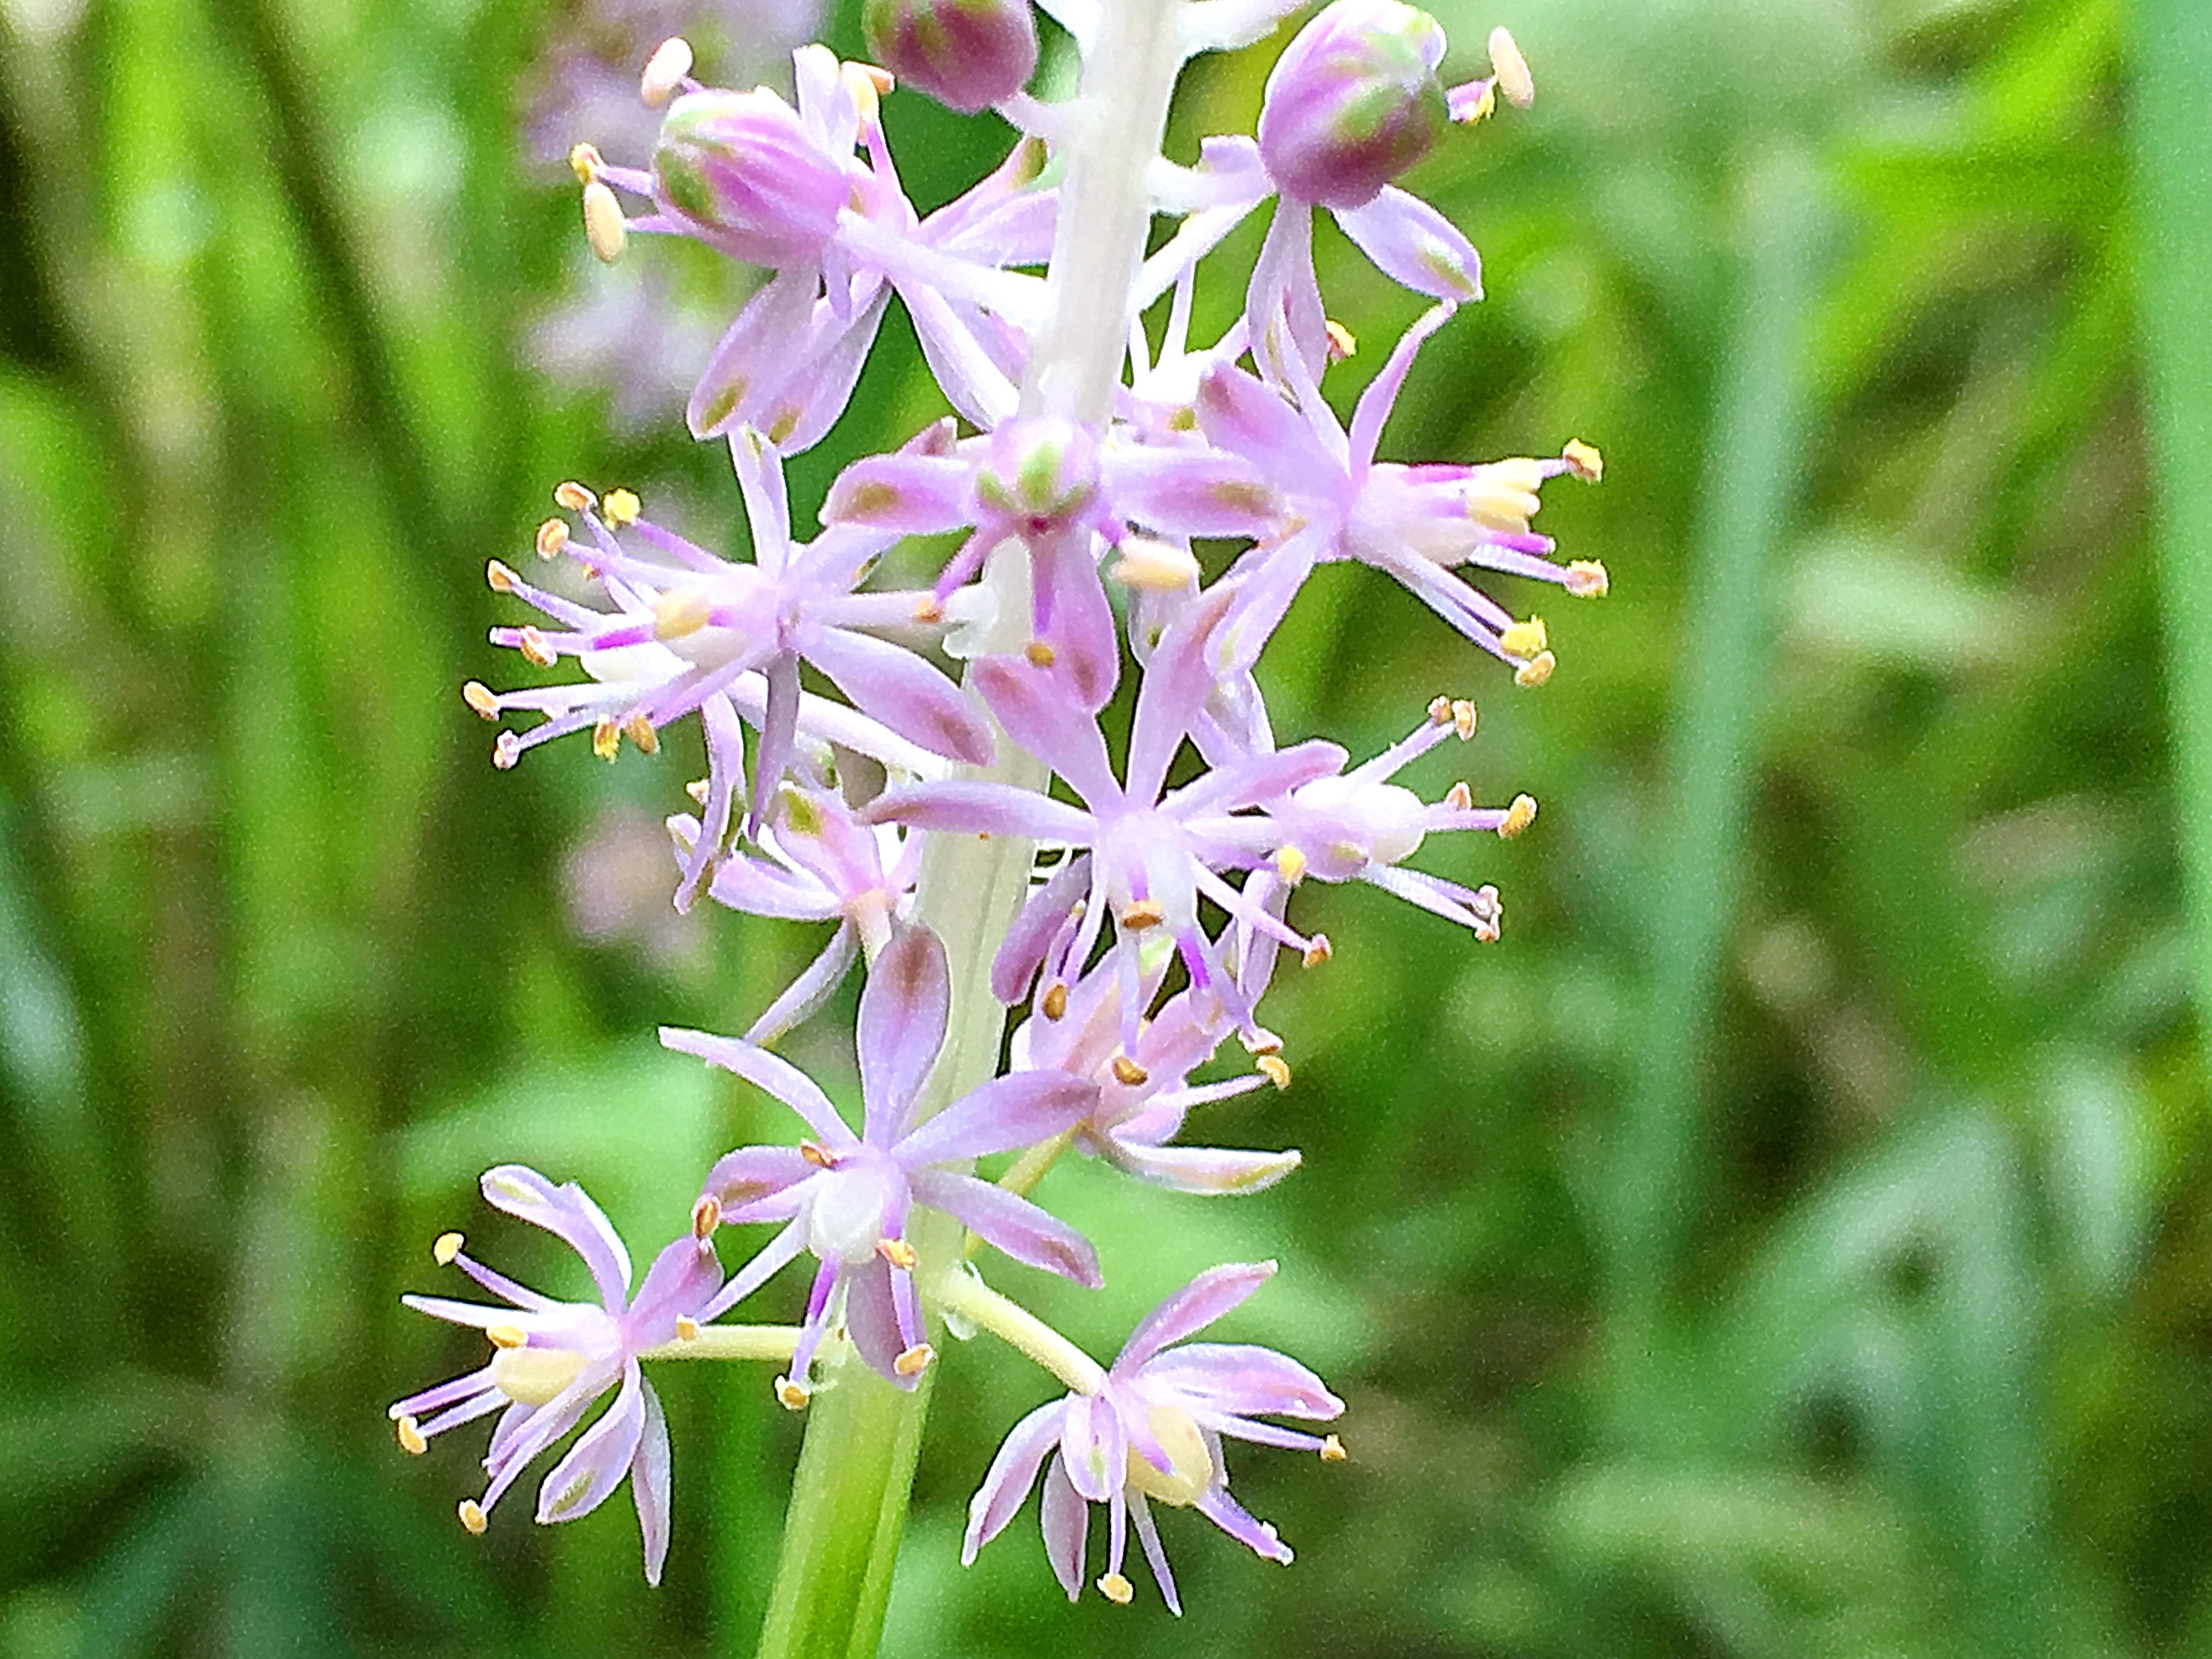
left=799, top=1139, right=840, bottom=1169
left=554, top=480, right=596, bottom=512
left=911, top=596, right=944, bottom=625
left=486, top=559, right=520, bottom=594
left=1119, top=900, right=1165, bottom=931
left=1257, top=1054, right=1291, bottom=1090
left=1110, top=1054, right=1149, bottom=1087
left=486, top=1324, right=527, bottom=1350
left=517, top=626, right=556, bottom=668
left=493, top=731, right=521, bottom=770
left=433, top=1231, right=465, bottom=1264
left=775, top=1376, right=811, bottom=1410
left=652, top=588, right=713, bottom=642
left=1565, top=559, right=1609, bottom=598
left=894, top=1342, right=934, bottom=1378
left=1320, top=1434, right=1347, bottom=1462
left=692, top=1195, right=722, bottom=1239
left=535, top=517, right=570, bottom=559
left=1098, top=1572, right=1134, bottom=1605
left=1562, top=437, right=1602, bottom=481
left=583, top=180, right=627, bottom=263
left=1040, top=982, right=1069, bottom=1020
left=1499, top=616, right=1548, bottom=659
left=640, top=36, right=693, bottom=106
left=1108, top=536, right=1202, bottom=592
left=875, top=1237, right=919, bottom=1270
left=603, top=488, right=642, bottom=527
left=625, top=715, right=659, bottom=756
left=1302, top=934, right=1332, bottom=968
left=1514, top=650, right=1556, bottom=688
left=1324, top=319, right=1357, bottom=360
left=851, top=62, right=896, bottom=95
left=458, top=1499, right=488, bottom=1535
left=1274, top=845, right=1308, bottom=887
left=676, top=1317, right=701, bottom=1342
left=396, top=1415, right=428, bottom=1455
left=1452, top=698, right=1477, bottom=738
left=1499, top=793, right=1538, bottom=838
left=591, top=716, right=621, bottom=761
left=1443, top=781, right=1473, bottom=811
left=462, top=683, right=500, bottom=723
left=1024, top=640, right=1057, bottom=669
left=567, top=142, right=604, bottom=184
left=1489, top=26, right=1535, bottom=107
left=1428, top=695, right=1454, bottom=725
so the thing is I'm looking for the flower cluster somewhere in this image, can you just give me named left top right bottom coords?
left=400, top=0, right=1603, bottom=1618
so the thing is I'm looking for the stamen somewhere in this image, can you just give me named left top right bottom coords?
left=1499, top=617, right=1548, bottom=659
left=1514, top=650, right=1556, bottom=688
left=1489, top=26, right=1535, bottom=107
left=1443, top=782, right=1473, bottom=811
left=1324, top=319, right=1357, bottom=359
left=567, top=143, right=604, bottom=184
left=591, top=717, right=621, bottom=761
left=1428, top=694, right=1454, bottom=725
left=463, top=681, right=500, bottom=723
left=775, top=1376, right=811, bottom=1410
left=458, top=1499, right=488, bottom=1535
left=603, top=488, right=642, bottom=527
left=1452, top=698, right=1477, bottom=739
left=1302, top=934, right=1332, bottom=968
left=1109, top=536, right=1202, bottom=591
left=676, top=1317, right=701, bottom=1341
left=1024, top=640, right=1057, bottom=668
left=517, top=627, right=556, bottom=668
left=1499, top=794, right=1538, bottom=838
left=625, top=715, right=659, bottom=755
left=1565, top=559, right=1609, bottom=598
left=692, top=1195, right=722, bottom=1239
left=912, top=596, right=944, bottom=624
left=1110, top=1054, right=1149, bottom=1087
left=535, top=517, right=569, bottom=559
left=493, top=731, right=521, bottom=770
left=1320, top=1434, right=1347, bottom=1462
left=397, top=1415, right=428, bottom=1455
left=655, top=588, right=715, bottom=639
left=875, top=1237, right=919, bottom=1269
left=1274, top=845, right=1308, bottom=886
left=582, top=180, right=627, bottom=263
left=640, top=36, right=693, bottom=106
left=486, top=1324, right=527, bottom=1350
left=1040, top=983, right=1069, bottom=1021
left=1562, top=437, right=1603, bottom=481
left=686, top=778, right=711, bottom=805
left=433, top=1231, right=464, bottom=1265
left=1119, top=900, right=1165, bottom=931
left=554, top=480, right=596, bottom=512
left=1257, top=1054, right=1291, bottom=1090
left=485, top=559, right=520, bottom=594
left=1097, top=1572, right=1134, bottom=1605
left=894, top=1342, right=934, bottom=1377
left=799, top=1140, right=840, bottom=1169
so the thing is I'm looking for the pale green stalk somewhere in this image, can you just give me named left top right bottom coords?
left=747, top=9, right=1191, bottom=1656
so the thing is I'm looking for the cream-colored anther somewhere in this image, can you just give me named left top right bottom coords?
left=676, top=1317, right=701, bottom=1341
left=1452, top=699, right=1477, bottom=738
left=1499, top=616, right=1548, bottom=659
left=640, top=36, right=693, bottom=106
left=1320, top=1433, right=1347, bottom=1462
left=1489, top=27, right=1534, bottom=107
left=463, top=681, right=500, bottom=721
left=1324, top=319, right=1357, bottom=360
left=1562, top=437, right=1602, bottom=481
left=1040, top=983, right=1069, bottom=1021
left=841, top=61, right=890, bottom=126
left=434, top=1231, right=465, bottom=1265
left=554, top=480, right=596, bottom=511
left=693, top=1195, right=722, bottom=1239
left=875, top=1237, right=919, bottom=1270
left=1464, top=457, right=1547, bottom=533
left=591, top=716, right=621, bottom=761
left=603, top=487, right=642, bottom=527
left=583, top=180, right=627, bottom=263
left=486, top=559, right=520, bottom=594
left=1302, top=934, right=1332, bottom=968
left=486, top=1324, right=527, bottom=1350
left=893, top=1342, right=934, bottom=1378
left=567, top=142, right=605, bottom=183
left=686, top=777, right=711, bottom=805
left=775, top=1376, right=811, bottom=1410
left=911, top=595, right=944, bottom=624
left=1097, top=1572, right=1134, bottom=1606
left=1119, top=899, right=1165, bottom=931
left=493, top=731, right=522, bottom=770
left=1499, top=793, right=1538, bottom=838
left=1257, top=1054, right=1291, bottom=1090
left=1024, top=640, right=1057, bottom=669
left=397, top=1415, right=428, bottom=1455
left=1274, top=845, right=1308, bottom=887
left=652, top=587, right=712, bottom=641
left=1565, top=559, right=1609, bottom=598
left=535, top=517, right=569, bottom=559
left=1108, top=536, right=1201, bottom=591
left=1514, top=650, right=1556, bottom=688
left=1443, top=781, right=1473, bottom=811
left=458, top=1499, right=488, bottom=1535
left=1428, top=694, right=1454, bottom=725
left=625, top=715, right=659, bottom=756
left=517, top=627, right=556, bottom=668
left=799, top=1139, right=840, bottom=1169
left=1110, top=1054, right=1148, bottom=1087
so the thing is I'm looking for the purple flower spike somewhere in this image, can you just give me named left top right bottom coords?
left=863, top=0, right=1039, bottom=114
left=389, top=1166, right=721, bottom=1585
left=963, top=1261, right=1344, bottom=1612
left=665, top=923, right=1100, bottom=1397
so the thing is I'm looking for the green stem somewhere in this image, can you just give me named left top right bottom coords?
left=637, top=1325, right=799, bottom=1364
left=748, top=9, right=1193, bottom=1656
left=931, top=1267, right=1106, bottom=1395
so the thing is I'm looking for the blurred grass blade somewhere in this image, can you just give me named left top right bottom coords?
left=2133, top=0, right=2212, bottom=1029
left=1604, top=146, right=1826, bottom=1352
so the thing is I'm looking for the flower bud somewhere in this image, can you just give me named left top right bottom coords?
left=652, top=89, right=848, bottom=266
left=861, top=0, right=1038, bottom=114
left=1257, top=0, right=1450, bottom=209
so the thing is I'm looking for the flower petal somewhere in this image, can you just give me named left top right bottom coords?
left=801, top=627, right=995, bottom=766
left=964, top=1397, right=1070, bottom=1560
left=896, top=1071, right=1097, bottom=1166
left=660, top=1028, right=855, bottom=1148
left=971, top=656, right=1120, bottom=807
left=864, top=780, right=1096, bottom=844
left=1040, top=1457, right=1088, bottom=1600
left=632, top=1379, right=674, bottom=1585
left=478, top=1166, right=632, bottom=1306
left=910, top=1168, right=1102, bottom=1286
left=1140, top=1342, right=1343, bottom=1420
left=857, top=923, right=951, bottom=1140
left=1115, top=1261, right=1276, bottom=1370
left=1330, top=186, right=1482, bottom=304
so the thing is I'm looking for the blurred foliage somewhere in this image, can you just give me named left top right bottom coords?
left=0, top=0, right=2205, bottom=1655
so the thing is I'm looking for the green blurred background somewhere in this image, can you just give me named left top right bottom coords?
left=4, top=0, right=2209, bottom=1653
